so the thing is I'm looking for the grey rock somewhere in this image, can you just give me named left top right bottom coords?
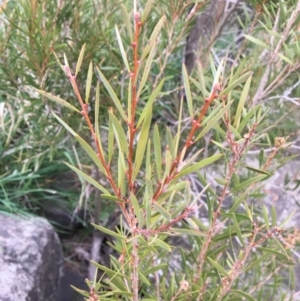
left=263, top=160, right=300, bottom=228
left=57, top=266, right=86, bottom=301
left=262, top=159, right=300, bottom=292
left=0, top=214, right=63, bottom=301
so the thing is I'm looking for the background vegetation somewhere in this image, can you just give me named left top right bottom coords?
left=1, top=0, right=300, bottom=300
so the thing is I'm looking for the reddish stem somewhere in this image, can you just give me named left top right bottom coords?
left=152, top=86, right=219, bottom=201
left=138, top=206, right=195, bottom=236
left=64, top=66, right=129, bottom=221
left=128, top=13, right=142, bottom=191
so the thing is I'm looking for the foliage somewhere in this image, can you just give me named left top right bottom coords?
left=31, top=0, right=300, bottom=300
left=1, top=0, right=300, bottom=300
left=0, top=0, right=135, bottom=214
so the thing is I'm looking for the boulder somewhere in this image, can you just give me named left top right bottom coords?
left=0, top=214, right=63, bottom=301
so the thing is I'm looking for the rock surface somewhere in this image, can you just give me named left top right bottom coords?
left=262, top=159, right=300, bottom=292
left=0, top=214, right=63, bottom=301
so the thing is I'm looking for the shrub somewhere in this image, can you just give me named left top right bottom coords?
left=2, top=0, right=300, bottom=300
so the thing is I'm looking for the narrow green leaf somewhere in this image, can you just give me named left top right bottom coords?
left=166, top=181, right=186, bottom=193
left=138, top=268, right=151, bottom=286
left=156, top=190, right=174, bottom=206
left=207, top=257, right=229, bottom=277
left=177, top=148, right=203, bottom=174
left=222, top=213, right=251, bottom=222
left=108, top=114, right=115, bottom=163
left=137, top=38, right=156, bottom=97
left=214, top=178, right=228, bottom=186
left=141, top=0, right=155, bottom=22
left=240, top=163, right=271, bottom=176
left=232, top=214, right=245, bottom=246
left=243, top=200, right=253, bottom=222
left=140, top=15, right=166, bottom=61
left=186, top=219, right=200, bottom=231
left=75, top=43, right=86, bottom=77
left=189, top=77, right=203, bottom=95
left=212, top=58, right=225, bottom=89
left=85, top=61, right=93, bottom=104
left=65, top=162, right=109, bottom=195
left=274, top=238, right=293, bottom=262
left=271, top=205, right=277, bottom=227
left=279, top=210, right=295, bottom=228
left=127, top=78, right=132, bottom=121
left=220, top=71, right=252, bottom=96
left=91, top=223, right=125, bottom=240
left=214, top=124, right=226, bottom=138
left=182, top=64, right=193, bottom=118
left=35, top=89, right=80, bottom=112
left=231, top=175, right=267, bottom=193
left=96, top=67, right=126, bottom=121
left=154, top=125, right=162, bottom=180
left=70, top=286, right=89, bottom=298
left=209, top=55, right=217, bottom=77
left=231, top=59, right=248, bottom=82
left=171, top=228, right=207, bottom=237
left=229, top=124, right=242, bottom=140
left=166, top=128, right=175, bottom=159
left=166, top=190, right=176, bottom=213
left=277, top=52, right=294, bottom=65
left=91, top=261, right=129, bottom=288
left=101, top=194, right=125, bottom=202
left=231, top=290, right=256, bottom=301
left=202, top=102, right=223, bottom=125
left=137, top=78, right=165, bottom=128
left=175, top=97, right=184, bottom=156
left=52, top=52, right=64, bottom=70
left=146, top=177, right=153, bottom=200
left=133, top=107, right=152, bottom=180
left=197, top=172, right=218, bottom=198
left=109, top=291, right=133, bottom=297
left=233, top=75, right=252, bottom=128
left=161, top=148, right=173, bottom=184
left=146, top=139, right=152, bottom=179
left=244, top=34, right=270, bottom=49
left=153, top=237, right=172, bottom=252
left=52, top=112, right=106, bottom=174
left=243, top=253, right=269, bottom=272
left=259, top=149, right=264, bottom=168
left=154, top=202, right=171, bottom=220
left=184, top=180, right=191, bottom=206
left=195, top=101, right=233, bottom=142
left=95, top=82, right=105, bottom=156
left=191, top=216, right=209, bottom=231
left=257, top=247, right=291, bottom=261
left=115, top=25, right=130, bottom=73
left=211, top=140, right=228, bottom=150
left=170, top=274, right=175, bottom=296
left=138, top=208, right=145, bottom=228
left=196, top=61, right=209, bottom=97
left=176, top=154, right=223, bottom=178
left=229, top=192, right=248, bottom=213
left=277, top=154, right=300, bottom=167
left=63, top=53, right=70, bottom=70
left=118, top=150, right=126, bottom=195
left=145, top=264, right=167, bottom=275
left=120, top=3, right=132, bottom=41
left=130, top=192, right=140, bottom=217
left=106, top=279, right=128, bottom=292
left=109, top=111, right=128, bottom=156
left=146, top=200, right=151, bottom=229
left=262, top=205, right=269, bottom=231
